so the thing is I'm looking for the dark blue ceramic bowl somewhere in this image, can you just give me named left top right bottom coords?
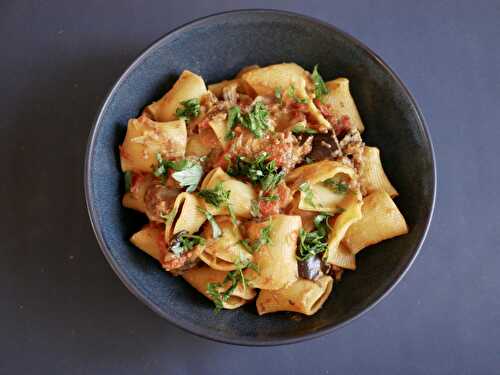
left=85, top=10, right=435, bottom=346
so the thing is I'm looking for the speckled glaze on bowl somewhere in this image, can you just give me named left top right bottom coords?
left=84, top=10, right=435, bottom=346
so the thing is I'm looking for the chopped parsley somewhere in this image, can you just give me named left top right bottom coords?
left=250, top=199, right=260, bottom=218
left=287, top=84, right=308, bottom=104
left=292, top=121, right=318, bottom=135
left=241, top=101, right=270, bottom=138
left=274, top=87, right=283, bottom=105
left=311, top=65, right=329, bottom=100
left=323, top=178, right=349, bottom=194
left=296, top=214, right=332, bottom=261
left=124, top=171, right=132, bottom=192
left=175, top=98, right=200, bottom=121
left=169, top=230, right=205, bottom=257
left=239, top=222, right=272, bottom=253
left=171, top=164, right=203, bottom=192
left=198, top=182, right=230, bottom=208
left=299, top=182, right=319, bottom=208
left=154, top=153, right=203, bottom=192
left=198, top=182, right=237, bottom=226
left=206, top=259, right=259, bottom=312
left=197, top=207, right=222, bottom=239
left=228, top=152, right=285, bottom=192
left=260, top=194, right=279, bottom=202
left=225, top=102, right=271, bottom=139
left=225, top=106, right=241, bottom=140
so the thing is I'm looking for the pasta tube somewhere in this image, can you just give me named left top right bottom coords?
left=256, top=276, right=333, bottom=315
left=130, top=223, right=165, bottom=261
left=323, top=78, right=365, bottom=132
left=360, top=146, right=398, bottom=197
left=199, top=217, right=253, bottom=271
left=244, top=215, right=301, bottom=290
left=120, top=116, right=187, bottom=172
left=183, top=266, right=256, bottom=310
left=145, top=70, right=207, bottom=122
left=200, top=167, right=256, bottom=218
left=343, top=190, right=408, bottom=254
left=163, top=192, right=206, bottom=243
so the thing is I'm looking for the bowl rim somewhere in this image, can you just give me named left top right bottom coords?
left=84, top=9, right=436, bottom=346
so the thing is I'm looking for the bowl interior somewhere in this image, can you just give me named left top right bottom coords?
left=86, top=10, right=434, bottom=345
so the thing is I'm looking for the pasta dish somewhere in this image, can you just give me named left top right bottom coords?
left=118, top=63, right=408, bottom=316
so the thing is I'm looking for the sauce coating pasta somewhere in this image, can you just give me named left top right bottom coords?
left=119, top=63, right=408, bottom=316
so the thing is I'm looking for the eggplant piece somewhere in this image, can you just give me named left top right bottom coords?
left=298, top=255, right=322, bottom=280
left=306, top=131, right=341, bottom=162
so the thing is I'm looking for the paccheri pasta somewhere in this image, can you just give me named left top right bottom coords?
left=119, top=63, right=408, bottom=316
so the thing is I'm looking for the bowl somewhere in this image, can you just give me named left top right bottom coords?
left=84, top=9, right=435, bottom=346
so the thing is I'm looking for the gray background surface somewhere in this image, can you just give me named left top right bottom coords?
left=1, top=1, right=499, bottom=374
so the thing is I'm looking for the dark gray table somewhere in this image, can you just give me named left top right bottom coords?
left=2, top=1, right=499, bottom=374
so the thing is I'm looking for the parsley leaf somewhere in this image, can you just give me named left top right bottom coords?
left=199, top=183, right=237, bottom=225
left=198, top=182, right=231, bottom=208
left=323, top=178, right=349, bottom=194
left=197, top=207, right=222, bottom=238
left=299, top=182, right=319, bottom=208
left=206, top=259, right=259, bottom=313
left=238, top=222, right=272, bottom=253
left=274, top=87, right=283, bottom=105
left=169, top=230, right=205, bottom=257
left=175, top=98, right=200, bottom=121
left=225, top=103, right=270, bottom=139
left=225, top=106, right=241, bottom=140
left=287, top=84, right=308, bottom=104
left=171, top=163, right=203, bottom=192
left=240, top=101, right=270, bottom=138
left=250, top=199, right=260, bottom=218
left=227, top=204, right=238, bottom=226
left=312, top=65, right=329, bottom=99
left=154, top=153, right=203, bottom=192
left=124, top=171, right=132, bottom=192
left=228, top=152, right=284, bottom=192
left=296, top=214, right=332, bottom=261
left=292, top=121, right=318, bottom=135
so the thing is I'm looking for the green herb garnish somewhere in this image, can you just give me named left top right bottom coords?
left=238, top=222, right=272, bottom=253
left=228, top=152, right=284, bottom=192
left=296, top=214, right=332, bottom=261
left=197, top=207, right=222, bottom=239
left=225, top=106, right=241, bottom=140
left=292, top=121, right=318, bottom=135
left=299, top=182, right=319, bottom=208
left=274, top=87, right=283, bottom=105
left=260, top=194, right=279, bottom=201
left=323, top=178, right=349, bottom=194
left=287, top=84, right=308, bottom=104
left=241, top=101, right=270, bottom=138
left=199, top=182, right=238, bottom=226
left=169, top=230, right=205, bottom=257
left=199, top=182, right=231, bottom=207
left=206, top=259, right=259, bottom=313
left=250, top=199, right=260, bottom=218
left=225, top=102, right=270, bottom=139
left=154, top=153, right=203, bottom=192
left=175, top=98, right=200, bottom=121
left=124, top=171, right=132, bottom=192
left=311, top=65, right=329, bottom=99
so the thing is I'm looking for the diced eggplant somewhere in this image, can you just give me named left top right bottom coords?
left=298, top=255, right=322, bottom=280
